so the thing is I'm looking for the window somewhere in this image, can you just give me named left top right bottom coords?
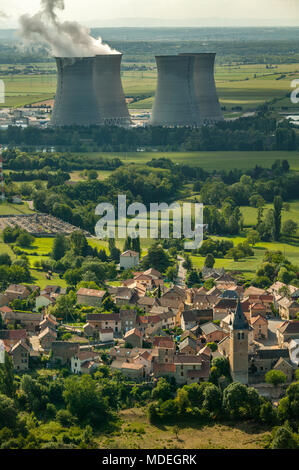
left=181, top=372, right=184, bottom=377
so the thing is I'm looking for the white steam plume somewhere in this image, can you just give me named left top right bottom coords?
left=19, top=0, right=119, bottom=57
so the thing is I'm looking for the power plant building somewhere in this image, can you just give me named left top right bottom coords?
left=150, top=53, right=223, bottom=127
left=51, top=55, right=131, bottom=127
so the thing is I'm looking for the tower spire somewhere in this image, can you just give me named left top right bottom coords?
left=232, top=298, right=249, bottom=330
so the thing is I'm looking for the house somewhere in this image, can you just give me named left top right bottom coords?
left=0, top=329, right=27, bottom=348
left=77, top=288, right=106, bottom=307
left=1, top=311, right=43, bottom=332
left=4, top=284, right=30, bottom=302
left=124, top=328, right=143, bottom=348
left=120, top=250, right=140, bottom=270
left=244, top=286, right=266, bottom=298
left=137, top=296, right=157, bottom=313
left=114, top=287, right=138, bottom=306
left=199, top=322, right=228, bottom=344
left=133, top=350, right=153, bottom=375
left=213, top=298, right=237, bottom=321
left=39, top=314, right=57, bottom=332
left=9, top=339, right=31, bottom=371
left=38, top=327, right=57, bottom=351
left=179, top=336, right=197, bottom=355
left=143, top=268, right=162, bottom=280
left=99, top=328, right=114, bottom=343
left=159, top=310, right=176, bottom=330
left=119, top=309, right=137, bottom=333
left=86, top=313, right=121, bottom=335
left=173, top=355, right=210, bottom=384
left=277, top=321, right=299, bottom=347
left=121, top=362, right=145, bottom=380
left=249, top=349, right=290, bottom=378
left=153, top=336, right=176, bottom=364
left=249, top=302, right=268, bottom=318
left=71, top=351, right=100, bottom=374
left=277, top=297, right=299, bottom=320
left=35, top=294, right=57, bottom=311
left=51, top=342, right=80, bottom=366
left=202, top=267, right=225, bottom=279
left=161, top=286, right=186, bottom=303
left=181, top=309, right=213, bottom=330
left=289, top=339, right=299, bottom=366
left=250, top=315, right=268, bottom=340
left=273, top=357, right=294, bottom=383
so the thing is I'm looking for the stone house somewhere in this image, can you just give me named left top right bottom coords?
left=0, top=329, right=27, bottom=349
left=51, top=341, right=80, bottom=366
left=120, top=250, right=140, bottom=270
left=86, top=313, right=121, bottom=335
left=199, top=322, right=228, bottom=344
left=9, top=339, right=30, bottom=371
left=250, top=315, right=268, bottom=340
left=38, top=327, right=57, bottom=351
left=4, top=284, right=30, bottom=303
left=273, top=357, right=294, bottom=383
left=249, top=348, right=290, bottom=378
left=173, top=355, right=210, bottom=385
left=121, top=362, right=145, bottom=380
left=124, top=328, right=143, bottom=348
left=277, top=297, right=299, bottom=320
left=276, top=321, right=299, bottom=347
left=213, top=298, right=237, bottom=322
left=133, top=350, right=153, bottom=375
left=119, top=309, right=137, bottom=333
left=99, top=328, right=114, bottom=343
left=71, top=351, right=100, bottom=374
left=1, top=311, right=42, bottom=332
left=77, top=288, right=106, bottom=307
left=180, top=309, right=213, bottom=330
left=179, top=336, right=197, bottom=355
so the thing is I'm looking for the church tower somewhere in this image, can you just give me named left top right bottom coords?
left=229, top=298, right=249, bottom=384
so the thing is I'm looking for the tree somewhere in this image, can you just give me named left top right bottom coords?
left=282, top=219, right=298, bottom=237
left=0, top=353, right=16, bottom=398
left=16, top=232, right=34, bottom=248
left=182, top=255, right=192, bottom=271
left=204, top=253, right=215, bottom=268
left=186, top=270, right=201, bottom=287
left=207, top=342, right=218, bottom=352
left=165, top=266, right=177, bottom=282
left=51, top=234, right=67, bottom=261
left=271, top=427, right=298, bottom=449
left=142, top=244, right=172, bottom=273
left=273, top=195, right=283, bottom=241
left=247, top=230, right=260, bottom=247
left=0, top=253, right=11, bottom=266
left=265, top=369, right=287, bottom=387
left=151, top=378, right=172, bottom=401
left=0, top=394, right=17, bottom=429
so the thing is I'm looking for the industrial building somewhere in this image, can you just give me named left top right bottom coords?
left=150, top=55, right=201, bottom=127
left=51, top=55, right=131, bottom=127
left=150, top=53, right=223, bottom=127
left=180, top=53, right=223, bottom=124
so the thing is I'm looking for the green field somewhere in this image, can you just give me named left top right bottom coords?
left=0, top=202, right=35, bottom=216
left=74, top=151, right=299, bottom=172
left=242, top=201, right=299, bottom=231
left=191, top=235, right=299, bottom=280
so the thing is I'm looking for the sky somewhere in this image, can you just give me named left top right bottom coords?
left=0, top=0, right=299, bottom=27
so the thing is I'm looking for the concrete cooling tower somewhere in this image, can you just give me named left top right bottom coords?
left=150, top=55, right=201, bottom=127
left=51, top=57, right=101, bottom=127
left=51, top=55, right=131, bottom=127
left=180, top=53, right=223, bottom=124
left=93, top=54, right=131, bottom=126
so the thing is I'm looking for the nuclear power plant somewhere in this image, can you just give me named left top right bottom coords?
left=51, top=51, right=222, bottom=128
left=150, top=55, right=201, bottom=127
left=51, top=57, right=101, bottom=127
left=93, top=54, right=131, bottom=126
left=181, top=53, right=224, bottom=123
left=51, top=54, right=131, bottom=127
left=150, top=53, right=223, bottom=127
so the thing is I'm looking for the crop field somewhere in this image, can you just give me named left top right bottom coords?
left=0, top=202, right=35, bottom=216
left=75, top=150, right=299, bottom=172
left=1, top=62, right=298, bottom=111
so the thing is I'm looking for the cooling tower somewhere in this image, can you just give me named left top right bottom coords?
left=180, top=53, right=223, bottom=123
left=150, top=55, right=201, bottom=127
left=93, top=54, right=131, bottom=126
left=51, top=57, right=101, bottom=127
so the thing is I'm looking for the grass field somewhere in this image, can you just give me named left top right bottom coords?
left=0, top=202, right=35, bottom=216
left=191, top=235, right=299, bottom=280
left=1, top=62, right=298, bottom=111
left=100, top=408, right=269, bottom=449
left=74, top=151, right=299, bottom=172
left=242, top=200, right=299, bottom=231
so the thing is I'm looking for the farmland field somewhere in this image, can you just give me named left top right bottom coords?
left=0, top=201, right=35, bottom=216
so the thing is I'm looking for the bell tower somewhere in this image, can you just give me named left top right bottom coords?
left=229, top=299, right=249, bottom=384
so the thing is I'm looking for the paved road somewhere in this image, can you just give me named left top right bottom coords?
left=176, top=255, right=187, bottom=287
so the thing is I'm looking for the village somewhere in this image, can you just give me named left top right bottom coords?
left=1, top=247, right=299, bottom=400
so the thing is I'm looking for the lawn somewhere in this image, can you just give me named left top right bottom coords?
left=242, top=200, right=299, bottom=232
left=75, top=151, right=299, bottom=172
left=0, top=202, right=35, bottom=216
left=190, top=235, right=299, bottom=280
left=99, top=407, right=269, bottom=449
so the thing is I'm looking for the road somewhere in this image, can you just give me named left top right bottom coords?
left=176, top=255, right=187, bottom=287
